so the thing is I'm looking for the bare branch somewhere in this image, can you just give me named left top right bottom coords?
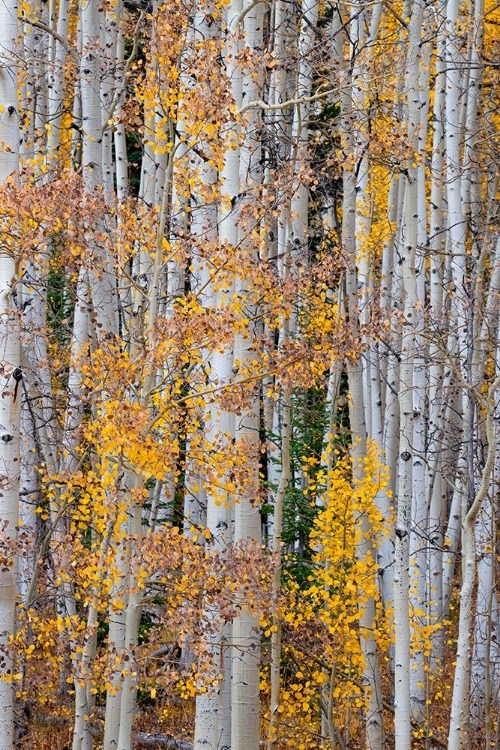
left=237, top=87, right=337, bottom=116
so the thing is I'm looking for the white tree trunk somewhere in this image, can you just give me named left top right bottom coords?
left=80, top=0, right=118, bottom=337
left=0, top=265, right=19, bottom=750
left=46, top=0, right=70, bottom=169
left=448, top=390, right=499, bottom=750
left=342, top=65, right=384, bottom=750
left=0, top=2, right=20, bottom=745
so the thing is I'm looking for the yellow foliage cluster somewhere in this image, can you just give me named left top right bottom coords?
left=261, top=441, right=393, bottom=746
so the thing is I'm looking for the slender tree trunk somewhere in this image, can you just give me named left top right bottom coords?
left=341, top=45, right=384, bottom=748
left=448, top=384, right=499, bottom=750
left=267, top=383, right=291, bottom=750
left=230, top=3, right=263, bottom=747
left=46, top=0, right=70, bottom=169
left=0, top=3, right=20, bottom=745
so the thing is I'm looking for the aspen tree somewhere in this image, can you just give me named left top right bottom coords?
left=46, top=0, right=70, bottom=170
left=264, top=0, right=293, bottom=550
left=19, top=255, right=60, bottom=602
left=192, top=0, right=240, bottom=742
left=427, top=0, right=447, bottom=671
left=267, top=380, right=291, bottom=750
left=71, top=1, right=110, bottom=744
left=289, top=0, right=319, bottom=255
left=0, top=2, right=20, bottom=748
left=448, top=382, right=500, bottom=750
left=231, top=0, right=264, bottom=743
left=444, top=0, right=495, bottom=742
left=404, top=0, right=429, bottom=721
left=80, top=0, right=118, bottom=338
left=340, top=18, right=384, bottom=743
left=9, top=0, right=500, bottom=745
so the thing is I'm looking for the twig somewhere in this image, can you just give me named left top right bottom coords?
left=21, top=18, right=77, bottom=60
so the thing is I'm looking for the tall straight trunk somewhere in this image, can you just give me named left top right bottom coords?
left=267, top=382, right=291, bottom=750
left=68, top=308, right=94, bottom=738
left=46, top=0, right=70, bottom=169
left=18, top=257, right=59, bottom=604
left=427, top=5, right=446, bottom=670
left=193, top=225, right=234, bottom=750
left=393, top=199, right=414, bottom=748
left=73, top=2, right=119, bottom=743
left=0, top=3, right=20, bottom=746
left=181, top=10, right=218, bottom=545
left=102, top=473, right=131, bottom=749
left=193, top=1, right=240, bottom=743
left=462, top=0, right=487, bottom=725
left=471, top=493, right=495, bottom=723
left=232, top=321, right=261, bottom=750
left=80, top=0, right=118, bottom=337
left=341, top=50, right=383, bottom=750
left=265, top=0, right=293, bottom=548
left=116, top=487, right=143, bottom=750
left=0, top=208, right=19, bottom=750
left=193, top=367, right=233, bottom=750
left=448, top=383, right=499, bottom=750
left=289, top=0, right=319, bottom=257
left=378, top=176, right=402, bottom=628
left=353, top=1, right=381, bottom=449
left=444, top=0, right=483, bottom=741
left=101, top=3, right=123, bottom=200
left=231, top=3, right=263, bottom=748
left=21, top=0, right=49, bottom=161
left=19, top=397, right=38, bottom=604
left=406, top=0, right=427, bottom=721
left=392, top=0, right=428, bottom=734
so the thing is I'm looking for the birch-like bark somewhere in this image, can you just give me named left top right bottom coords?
left=19, top=392, right=38, bottom=604
left=427, top=3, right=446, bottom=670
left=102, top=474, right=130, bottom=749
left=405, top=0, right=427, bottom=719
left=21, top=0, right=49, bottom=162
left=471, top=493, right=495, bottom=723
left=80, top=0, right=118, bottom=338
left=46, top=0, right=70, bottom=169
left=231, top=3, right=262, bottom=747
left=379, top=176, right=402, bottom=626
left=73, top=2, right=119, bottom=743
left=181, top=10, right=218, bottom=543
left=289, top=0, right=318, bottom=259
left=116, top=482, right=143, bottom=750
left=341, top=47, right=383, bottom=749
left=101, top=3, right=122, bottom=200
left=448, top=382, right=500, bottom=750
left=267, top=384, right=290, bottom=750
left=193, top=1, right=241, bottom=743
left=0, top=4, right=20, bottom=746
left=112, top=77, right=178, bottom=749
left=385, top=0, right=431, bottom=731
left=18, top=257, right=59, bottom=604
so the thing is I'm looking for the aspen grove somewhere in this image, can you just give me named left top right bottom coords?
left=0, top=0, right=498, bottom=747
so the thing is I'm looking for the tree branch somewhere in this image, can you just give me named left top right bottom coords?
left=21, top=18, right=77, bottom=60
left=237, top=87, right=337, bottom=116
